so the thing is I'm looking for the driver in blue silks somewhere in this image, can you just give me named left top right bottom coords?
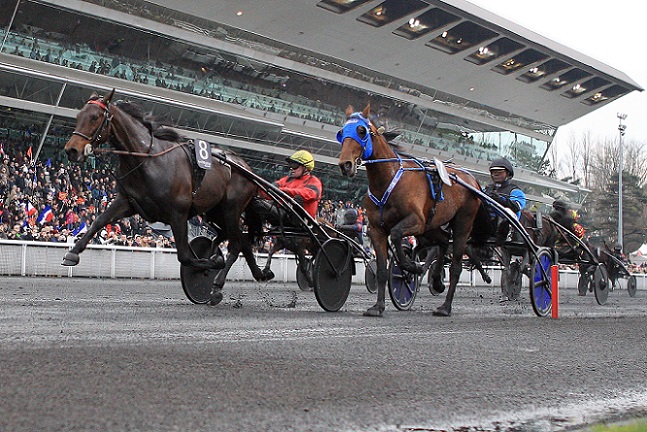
left=483, top=157, right=526, bottom=246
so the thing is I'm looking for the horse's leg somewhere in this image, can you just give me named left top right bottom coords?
left=364, top=229, right=388, bottom=317
left=390, top=217, right=425, bottom=274
left=238, top=231, right=272, bottom=282
left=429, top=242, right=449, bottom=295
left=294, top=240, right=313, bottom=287
left=465, top=245, right=491, bottom=284
left=209, top=239, right=241, bottom=306
left=433, top=223, right=473, bottom=317
left=62, top=195, right=134, bottom=266
left=261, top=237, right=279, bottom=281
left=498, top=246, right=513, bottom=301
left=171, top=215, right=224, bottom=271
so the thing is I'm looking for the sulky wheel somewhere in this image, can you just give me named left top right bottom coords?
left=529, top=247, right=554, bottom=317
left=181, top=236, right=222, bottom=304
left=364, top=258, right=377, bottom=294
left=296, top=257, right=314, bottom=292
left=627, top=275, right=637, bottom=298
left=593, top=264, right=609, bottom=305
left=388, top=258, right=419, bottom=311
left=313, top=238, right=353, bottom=312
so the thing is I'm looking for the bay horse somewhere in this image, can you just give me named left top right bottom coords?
left=63, top=90, right=270, bottom=305
left=337, top=104, right=490, bottom=317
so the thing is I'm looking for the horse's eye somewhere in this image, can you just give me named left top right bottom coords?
left=357, top=125, right=367, bottom=138
left=91, top=114, right=100, bottom=122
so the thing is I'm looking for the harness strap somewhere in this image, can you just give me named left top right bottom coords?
left=366, top=152, right=444, bottom=226
left=368, top=167, right=404, bottom=225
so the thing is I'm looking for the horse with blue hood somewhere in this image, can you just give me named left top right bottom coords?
left=337, top=104, right=490, bottom=317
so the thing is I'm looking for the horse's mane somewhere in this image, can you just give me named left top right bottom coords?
left=113, top=100, right=185, bottom=142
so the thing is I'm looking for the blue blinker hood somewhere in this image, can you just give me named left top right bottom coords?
left=336, top=113, right=373, bottom=160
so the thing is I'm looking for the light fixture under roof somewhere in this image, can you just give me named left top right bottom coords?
left=563, top=77, right=612, bottom=99
left=357, top=0, right=428, bottom=27
left=582, top=85, right=630, bottom=105
left=541, top=68, right=591, bottom=90
left=427, top=21, right=498, bottom=54
left=393, top=8, right=460, bottom=40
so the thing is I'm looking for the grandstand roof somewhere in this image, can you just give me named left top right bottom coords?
left=147, top=0, right=642, bottom=129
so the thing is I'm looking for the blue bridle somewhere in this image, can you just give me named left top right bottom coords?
left=336, top=113, right=373, bottom=160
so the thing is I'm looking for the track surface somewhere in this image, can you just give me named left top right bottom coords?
left=1, top=276, right=646, bottom=432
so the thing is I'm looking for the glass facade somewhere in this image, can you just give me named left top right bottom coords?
left=0, top=0, right=582, bottom=205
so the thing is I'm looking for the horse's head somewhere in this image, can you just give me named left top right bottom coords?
left=337, top=104, right=377, bottom=178
left=64, top=89, right=115, bottom=162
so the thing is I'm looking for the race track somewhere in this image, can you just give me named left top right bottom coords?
left=1, top=276, right=646, bottom=432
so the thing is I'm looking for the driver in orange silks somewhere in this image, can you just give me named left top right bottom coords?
left=250, top=150, right=323, bottom=226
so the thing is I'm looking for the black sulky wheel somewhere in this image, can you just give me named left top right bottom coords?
left=181, top=236, right=222, bottom=304
left=388, top=258, right=418, bottom=310
left=296, top=257, right=313, bottom=292
left=529, top=247, right=554, bottom=317
left=364, top=258, right=377, bottom=294
left=627, top=275, right=637, bottom=298
left=313, top=238, right=353, bottom=312
left=593, top=264, right=609, bottom=305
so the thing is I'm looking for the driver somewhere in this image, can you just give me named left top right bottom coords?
left=550, top=200, right=585, bottom=239
left=250, top=150, right=323, bottom=226
left=483, top=157, right=526, bottom=245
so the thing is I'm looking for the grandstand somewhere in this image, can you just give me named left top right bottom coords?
left=0, top=0, right=642, bottom=206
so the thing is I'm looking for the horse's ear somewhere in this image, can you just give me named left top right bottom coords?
left=104, top=88, right=116, bottom=104
left=89, top=91, right=99, bottom=100
left=362, top=103, right=371, bottom=119
left=345, top=105, right=354, bottom=117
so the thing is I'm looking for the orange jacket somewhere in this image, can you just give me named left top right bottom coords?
left=276, top=172, right=322, bottom=217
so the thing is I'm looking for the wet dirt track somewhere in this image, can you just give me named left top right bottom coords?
left=1, top=276, right=646, bottom=432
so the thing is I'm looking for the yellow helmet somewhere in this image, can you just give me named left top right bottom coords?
left=287, top=150, right=315, bottom=171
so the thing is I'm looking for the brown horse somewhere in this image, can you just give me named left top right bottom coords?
left=63, top=90, right=269, bottom=305
left=337, top=104, right=489, bottom=317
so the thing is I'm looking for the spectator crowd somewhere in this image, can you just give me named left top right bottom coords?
left=0, top=127, right=367, bottom=253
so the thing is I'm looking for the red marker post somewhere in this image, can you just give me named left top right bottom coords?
left=551, top=265, right=559, bottom=319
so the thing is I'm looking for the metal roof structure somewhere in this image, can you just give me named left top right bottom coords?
left=146, top=0, right=642, bottom=133
left=1, top=0, right=642, bottom=204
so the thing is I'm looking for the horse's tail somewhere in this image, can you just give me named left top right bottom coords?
left=244, top=199, right=264, bottom=246
left=470, top=203, right=492, bottom=247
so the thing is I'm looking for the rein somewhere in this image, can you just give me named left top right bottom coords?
left=94, top=142, right=186, bottom=158
left=74, top=98, right=188, bottom=159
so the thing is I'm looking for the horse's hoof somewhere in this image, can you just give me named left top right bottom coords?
left=210, top=254, right=225, bottom=269
left=262, top=269, right=275, bottom=281
left=429, top=282, right=445, bottom=296
left=362, top=307, right=384, bottom=317
left=61, top=252, right=80, bottom=267
left=483, top=274, right=492, bottom=284
left=209, top=289, right=223, bottom=306
left=432, top=306, right=451, bottom=317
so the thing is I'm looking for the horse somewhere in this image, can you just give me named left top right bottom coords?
left=63, top=90, right=270, bottom=305
left=337, top=104, right=490, bottom=317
